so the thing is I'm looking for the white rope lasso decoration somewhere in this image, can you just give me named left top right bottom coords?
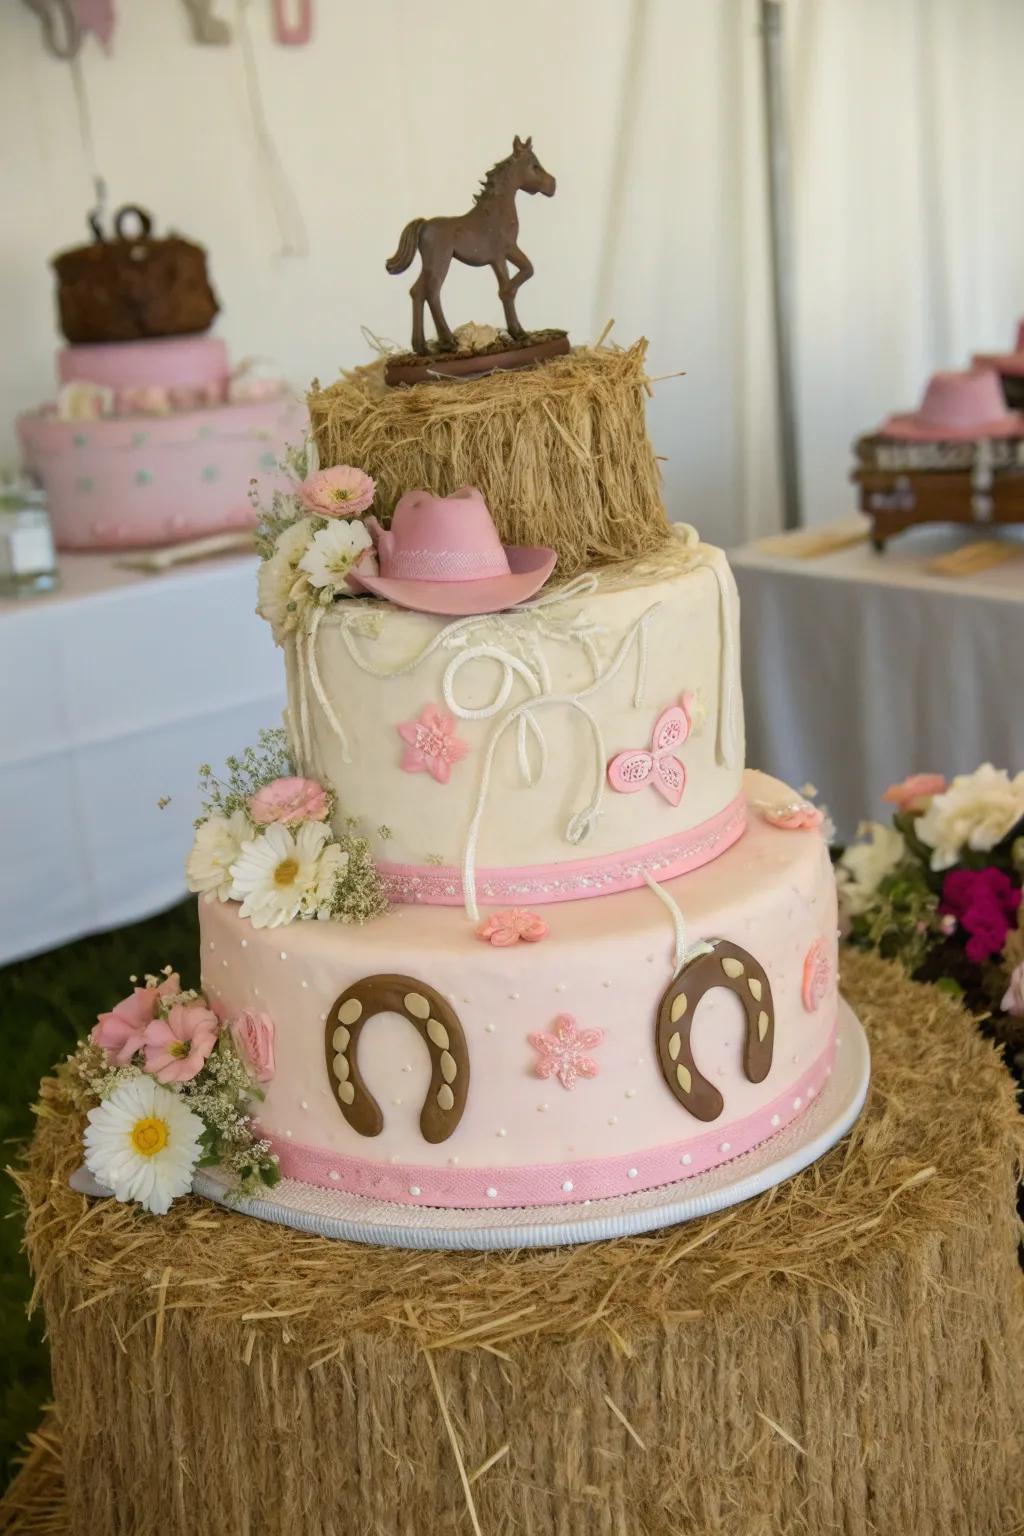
left=642, top=872, right=716, bottom=977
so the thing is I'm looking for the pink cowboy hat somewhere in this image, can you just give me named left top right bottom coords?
left=348, top=486, right=556, bottom=616
left=973, top=319, right=1024, bottom=378
left=878, top=367, right=1024, bottom=440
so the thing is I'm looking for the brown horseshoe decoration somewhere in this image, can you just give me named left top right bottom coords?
left=325, top=974, right=469, bottom=1144
left=656, top=941, right=774, bottom=1122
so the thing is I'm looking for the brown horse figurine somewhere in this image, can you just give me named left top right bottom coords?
left=386, top=136, right=556, bottom=356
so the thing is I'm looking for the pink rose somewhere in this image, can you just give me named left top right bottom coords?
left=229, top=1010, right=276, bottom=1083
left=1002, top=961, right=1024, bottom=1017
left=91, top=972, right=182, bottom=1065
left=476, top=909, right=549, bottom=946
left=882, top=773, right=947, bottom=814
left=248, top=775, right=330, bottom=826
left=763, top=802, right=824, bottom=832
left=297, top=465, right=375, bottom=519
left=143, top=1003, right=219, bottom=1084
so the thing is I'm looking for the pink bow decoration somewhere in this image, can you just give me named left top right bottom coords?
left=607, top=694, right=693, bottom=807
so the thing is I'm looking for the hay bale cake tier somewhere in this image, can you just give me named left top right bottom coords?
left=199, top=774, right=837, bottom=1209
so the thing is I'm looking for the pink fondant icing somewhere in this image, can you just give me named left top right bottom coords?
left=396, top=704, right=471, bottom=784
left=197, top=774, right=840, bottom=1212
left=17, top=394, right=307, bottom=550
left=266, top=1031, right=836, bottom=1208
left=607, top=696, right=692, bottom=806
left=378, top=792, right=747, bottom=906
left=58, top=336, right=230, bottom=394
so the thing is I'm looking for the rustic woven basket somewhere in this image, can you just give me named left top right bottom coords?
left=4, top=951, right=1024, bottom=1536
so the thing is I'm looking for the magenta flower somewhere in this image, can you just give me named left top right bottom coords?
left=476, top=908, right=549, bottom=946
left=529, top=1014, right=603, bottom=1090
left=297, top=465, right=375, bottom=519
left=882, top=773, right=947, bottom=814
left=144, top=1003, right=220, bottom=1084
left=397, top=704, right=470, bottom=784
left=248, top=775, right=329, bottom=826
left=939, top=867, right=1021, bottom=965
left=91, top=972, right=182, bottom=1065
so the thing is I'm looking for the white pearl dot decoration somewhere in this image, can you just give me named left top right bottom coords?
left=240, top=939, right=248, bottom=948
left=562, top=1180, right=574, bottom=1192
left=497, top=1128, right=507, bottom=1138
left=625, top=1088, right=637, bottom=1099
left=208, top=941, right=215, bottom=952
left=449, top=1156, right=460, bottom=1166
left=627, top=1168, right=638, bottom=1179
left=329, top=1170, right=340, bottom=1181
left=602, top=980, right=612, bottom=988
left=537, top=1103, right=549, bottom=1113
left=253, top=987, right=260, bottom=997
left=770, top=1114, right=781, bottom=1127
left=508, top=992, right=519, bottom=1000
left=793, top=1097, right=802, bottom=1109
left=808, top=1085, right=816, bottom=1099
left=284, top=1129, right=292, bottom=1139
left=390, top=1156, right=400, bottom=1165
left=392, top=1097, right=403, bottom=1107
left=486, top=1187, right=498, bottom=1199
left=719, top=1142, right=731, bottom=1153
left=680, top=1154, right=692, bottom=1166
left=300, top=1100, right=308, bottom=1110
left=555, top=983, right=567, bottom=993
left=409, top=1186, right=421, bottom=1197
left=485, top=1023, right=496, bottom=1033
left=301, top=980, right=309, bottom=990
left=608, top=1116, right=619, bottom=1126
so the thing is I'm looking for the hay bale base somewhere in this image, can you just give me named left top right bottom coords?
left=307, top=342, right=672, bottom=578
left=9, top=952, right=1024, bottom=1536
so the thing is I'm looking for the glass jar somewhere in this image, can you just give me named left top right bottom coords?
left=0, top=479, right=59, bottom=598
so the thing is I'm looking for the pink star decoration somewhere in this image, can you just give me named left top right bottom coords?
left=529, top=1013, right=603, bottom=1090
left=396, top=704, right=470, bottom=785
left=476, top=908, right=549, bottom=946
left=607, top=694, right=693, bottom=807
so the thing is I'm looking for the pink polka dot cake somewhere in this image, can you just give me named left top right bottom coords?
left=17, top=204, right=306, bottom=551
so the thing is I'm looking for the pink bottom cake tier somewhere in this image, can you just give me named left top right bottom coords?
left=198, top=772, right=839, bottom=1211
left=17, top=394, right=307, bottom=550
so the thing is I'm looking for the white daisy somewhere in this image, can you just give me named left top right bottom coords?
left=83, top=1075, right=204, bottom=1216
left=304, top=838, right=350, bottom=920
left=257, top=518, right=316, bottom=641
left=186, top=809, right=252, bottom=902
left=298, top=518, right=373, bottom=593
left=229, top=820, right=332, bottom=928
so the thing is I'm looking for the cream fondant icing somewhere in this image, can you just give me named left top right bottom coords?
left=285, top=534, right=745, bottom=905
left=198, top=771, right=838, bottom=1209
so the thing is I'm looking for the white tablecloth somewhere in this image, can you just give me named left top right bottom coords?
left=730, top=524, right=1024, bottom=842
left=1, top=552, right=284, bottom=964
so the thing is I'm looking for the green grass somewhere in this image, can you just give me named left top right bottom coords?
left=0, top=899, right=198, bottom=1485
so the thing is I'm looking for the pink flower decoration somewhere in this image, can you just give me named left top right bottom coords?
left=763, top=801, right=824, bottom=831
left=248, top=775, right=330, bottom=826
left=91, top=973, right=182, bottom=1065
left=939, top=867, right=1020, bottom=965
left=143, top=1003, right=220, bottom=1084
left=229, top=1010, right=276, bottom=1083
left=476, top=908, right=549, bottom=946
left=802, top=940, right=832, bottom=1012
left=118, top=384, right=172, bottom=416
left=529, top=1014, right=603, bottom=1090
left=882, top=773, right=947, bottom=814
left=1001, top=960, right=1024, bottom=1017
left=397, top=704, right=470, bottom=784
left=297, top=465, right=375, bottom=519
left=607, top=695, right=692, bottom=807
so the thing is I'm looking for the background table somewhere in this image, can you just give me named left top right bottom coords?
left=0, top=552, right=284, bottom=965
left=731, top=524, right=1024, bottom=842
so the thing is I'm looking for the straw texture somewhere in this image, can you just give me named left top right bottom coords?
left=5, top=952, right=1024, bottom=1536
left=307, top=343, right=673, bottom=577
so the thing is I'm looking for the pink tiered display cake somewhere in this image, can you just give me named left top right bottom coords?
left=17, top=205, right=306, bottom=551
left=71, top=150, right=865, bottom=1246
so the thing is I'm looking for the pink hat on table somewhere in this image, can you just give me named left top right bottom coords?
left=973, top=319, right=1024, bottom=378
left=348, top=486, right=556, bottom=616
left=877, top=368, right=1024, bottom=440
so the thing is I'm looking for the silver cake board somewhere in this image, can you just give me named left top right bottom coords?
left=189, top=999, right=869, bottom=1252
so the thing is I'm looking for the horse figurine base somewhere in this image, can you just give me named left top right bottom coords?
left=383, top=328, right=570, bottom=388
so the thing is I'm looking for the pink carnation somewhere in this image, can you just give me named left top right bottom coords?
left=248, top=775, right=330, bottom=826
left=882, top=773, right=947, bottom=814
left=476, top=909, right=549, bottom=946
left=939, top=867, right=1021, bottom=965
left=91, top=972, right=182, bottom=1065
left=229, top=1010, right=276, bottom=1083
left=143, top=1003, right=220, bottom=1084
left=297, top=465, right=375, bottom=519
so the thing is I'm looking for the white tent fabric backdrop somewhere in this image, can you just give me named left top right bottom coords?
left=5, top=0, right=1022, bottom=548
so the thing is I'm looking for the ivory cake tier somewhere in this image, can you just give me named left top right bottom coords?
left=284, top=531, right=744, bottom=902
left=198, top=772, right=837, bottom=1210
